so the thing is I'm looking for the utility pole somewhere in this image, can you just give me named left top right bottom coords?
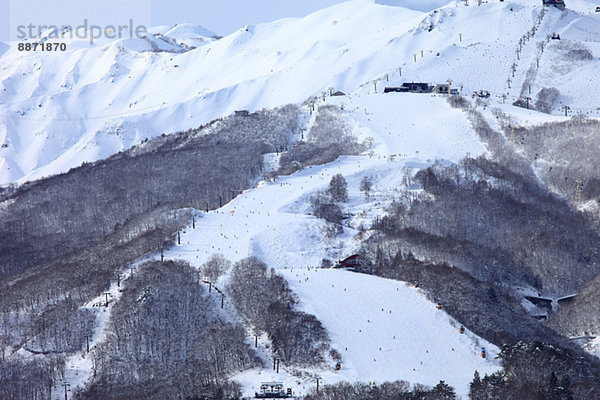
left=115, top=272, right=120, bottom=287
left=459, top=33, right=462, bottom=42
left=192, top=215, right=195, bottom=229
left=399, top=67, right=402, bottom=76
left=177, top=231, right=181, bottom=245
left=255, top=334, right=259, bottom=348
left=62, top=382, right=70, bottom=400
left=276, top=359, right=280, bottom=373
left=160, top=246, right=164, bottom=262
left=574, top=179, right=583, bottom=206
left=84, top=334, right=90, bottom=353
left=373, top=82, right=377, bottom=92
left=219, top=195, right=222, bottom=208
left=316, top=378, right=320, bottom=394
left=221, top=294, right=225, bottom=309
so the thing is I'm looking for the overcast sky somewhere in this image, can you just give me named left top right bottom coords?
left=2, top=0, right=353, bottom=40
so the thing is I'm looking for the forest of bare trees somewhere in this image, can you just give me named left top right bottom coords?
left=79, top=261, right=258, bottom=400
left=0, top=106, right=306, bottom=399
left=227, top=257, right=333, bottom=367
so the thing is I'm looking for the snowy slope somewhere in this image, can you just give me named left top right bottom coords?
left=376, top=0, right=453, bottom=11
left=1, top=0, right=600, bottom=184
left=279, top=269, right=499, bottom=397
left=47, top=89, right=496, bottom=397
left=149, top=93, right=495, bottom=398
left=152, top=23, right=220, bottom=48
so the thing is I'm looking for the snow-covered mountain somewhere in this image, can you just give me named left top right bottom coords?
left=1, top=0, right=600, bottom=185
left=3, top=1, right=600, bottom=398
left=158, top=91, right=496, bottom=398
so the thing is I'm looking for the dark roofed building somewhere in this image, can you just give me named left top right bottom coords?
left=335, top=254, right=363, bottom=269
left=384, top=82, right=433, bottom=93
left=543, top=0, right=566, bottom=10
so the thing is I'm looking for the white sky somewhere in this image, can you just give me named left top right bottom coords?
left=2, top=0, right=353, bottom=40
left=151, top=0, right=352, bottom=35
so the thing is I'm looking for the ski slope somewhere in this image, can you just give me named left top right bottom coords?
left=279, top=269, right=499, bottom=397
left=1, top=0, right=600, bottom=184
left=154, top=92, right=497, bottom=397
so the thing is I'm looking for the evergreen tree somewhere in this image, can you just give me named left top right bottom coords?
left=430, top=380, right=457, bottom=399
left=328, top=174, right=348, bottom=202
left=469, top=371, right=487, bottom=400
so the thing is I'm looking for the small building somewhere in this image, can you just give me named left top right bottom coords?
left=557, top=294, right=577, bottom=307
left=255, top=382, right=292, bottom=398
left=384, top=82, right=433, bottom=93
left=543, top=0, right=566, bottom=11
left=335, top=254, right=362, bottom=269
left=331, top=90, right=346, bottom=97
left=432, top=83, right=458, bottom=95
left=385, top=82, right=458, bottom=95
left=524, top=296, right=553, bottom=313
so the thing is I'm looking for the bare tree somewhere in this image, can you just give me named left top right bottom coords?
left=200, top=253, right=231, bottom=282
left=360, top=176, right=373, bottom=199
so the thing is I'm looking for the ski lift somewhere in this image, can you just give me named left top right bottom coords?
left=481, top=348, right=487, bottom=358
